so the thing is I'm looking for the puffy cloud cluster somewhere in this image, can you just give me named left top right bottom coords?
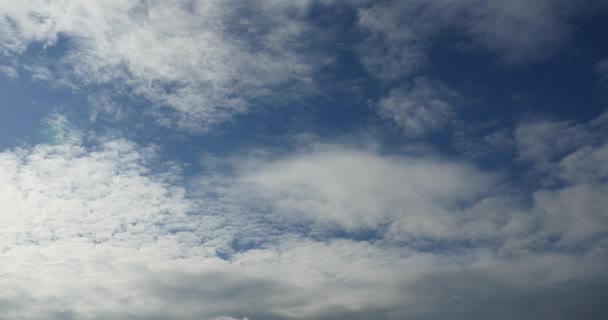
left=513, top=113, right=608, bottom=246
left=357, top=0, right=604, bottom=133
left=0, top=123, right=607, bottom=319
left=2, top=0, right=599, bottom=134
left=240, top=146, right=498, bottom=236
left=0, top=0, right=327, bottom=130
left=378, top=77, right=460, bottom=136
left=0, top=138, right=192, bottom=249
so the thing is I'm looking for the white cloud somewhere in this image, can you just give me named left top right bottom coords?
left=1, top=133, right=607, bottom=319
left=558, top=143, right=608, bottom=183
left=0, top=131, right=418, bottom=319
left=38, top=113, right=83, bottom=145
left=511, top=112, right=608, bottom=246
left=534, top=183, right=608, bottom=244
left=0, top=64, right=18, bottom=79
left=464, top=0, right=575, bottom=64
left=230, top=127, right=608, bottom=250
left=357, top=0, right=582, bottom=79
left=378, top=77, right=460, bottom=136
left=0, top=0, right=327, bottom=130
left=1, top=2, right=607, bottom=319
left=236, top=145, right=532, bottom=242
left=356, top=1, right=433, bottom=80
left=0, top=138, right=192, bottom=249
left=514, top=113, right=608, bottom=182
left=514, top=118, right=592, bottom=175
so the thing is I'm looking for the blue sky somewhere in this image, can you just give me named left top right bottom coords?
left=1, top=1, right=608, bottom=319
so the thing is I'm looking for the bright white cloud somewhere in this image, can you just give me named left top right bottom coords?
left=0, top=0, right=327, bottom=130
left=231, top=126, right=608, bottom=249
left=1, top=131, right=607, bottom=319
left=236, top=145, right=534, bottom=242
left=0, top=138, right=192, bottom=249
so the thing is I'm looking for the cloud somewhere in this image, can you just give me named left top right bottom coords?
left=514, top=113, right=607, bottom=182
left=234, top=145, right=540, bottom=244
left=511, top=112, right=608, bottom=246
left=515, top=119, right=590, bottom=162
left=230, top=126, right=608, bottom=250
left=596, top=59, right=608, bottom=91
left=357, top=0, right=582, bottom=79
left=0, top=64, right=18, bottom=79
left=391, top=254, right=608, bottom=320
left=0, top=0, right=328, bottom=130
left=1, top=2, right=607, bottom=319
left=0, top=138, right=193, bottom=249
left=463, top=0, right=575, bottom=64
left=38, top=113, right=83, bottom=145
left=1, top=130, right=608, bottom=319
left=0, top=129, right=421, bottom=319
left=534, top=183, right=608, bottom=244
left=378, top=77, right=460, bottom=136
left=558, top=143, right=608, bottom=184
left=356, top=0, right=434, bottom=80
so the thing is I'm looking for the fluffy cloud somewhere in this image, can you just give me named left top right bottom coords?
left=0, top=138, right=193, bottom=249
left=0, top=64, right=18, bottom=78
left=514, top=113, right=608, bottom=181
left=0, top=0, right=327, bottom=130
left=233, top=144, right=551, bottom=252
left=378, top=77, right=460, bottom=136
left=511, top=112, right=608, bottom=246
left=239, top=146, right=497, bottom=236
left=514, top=118, right=591, bottom=172
left=232, top=125, right=608, bottom=249
left=1, top=131, right=607, bottom=319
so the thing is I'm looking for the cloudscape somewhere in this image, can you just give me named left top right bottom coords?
left=1, top=1, right=608, bottom=319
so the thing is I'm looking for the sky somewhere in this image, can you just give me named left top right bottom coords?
left=1, top=1, right=608, bottom=319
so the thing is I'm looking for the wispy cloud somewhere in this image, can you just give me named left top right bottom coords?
left=1, top=123, right=607, bottom=319
left=0, top=0, right=328, bottom=130
left=378, top=77, right=460, bottom=136
left=357, top=0, right=583, bottom=81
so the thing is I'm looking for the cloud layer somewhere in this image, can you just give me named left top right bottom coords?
left=1, top=0, right=328, bottom=129
left=1, top=1, right=608, bottom=319
left=0, top=116, right=607, bottom=319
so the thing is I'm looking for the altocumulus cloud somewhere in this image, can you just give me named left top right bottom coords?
left=0, top=0, right=327, bottom=130
left=0, top=124, right=608, bottom=319
left=1, top=0, right=608, bottom=319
